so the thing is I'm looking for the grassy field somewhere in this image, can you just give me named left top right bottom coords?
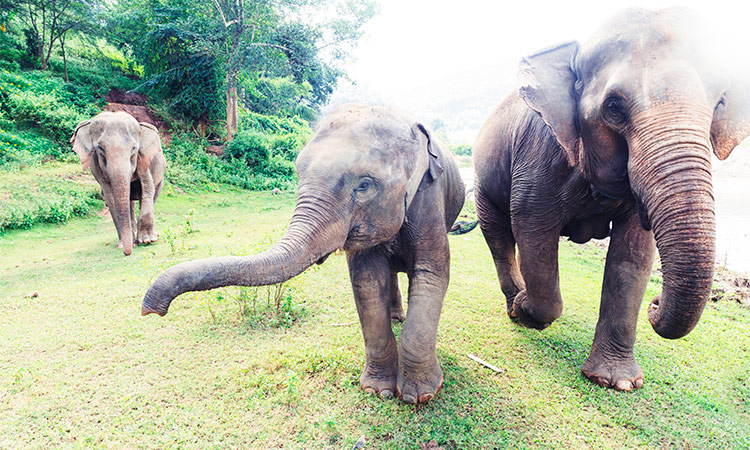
left=1, top=166, right=749, bottom=449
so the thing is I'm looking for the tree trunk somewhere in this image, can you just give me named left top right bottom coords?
left=60, top=32, right=68, bottom=82
left=226, top=74, right=238, bottom=142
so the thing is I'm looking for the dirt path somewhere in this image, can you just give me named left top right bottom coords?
left=103, top=89, right=172, bottom=146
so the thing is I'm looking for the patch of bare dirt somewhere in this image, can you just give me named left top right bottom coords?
left=206, top=145, right=224, bottom=157
left=419, top=441, right=446, bottom=450
left=712, top=265, right=750, bottom=307
left=106, top=88, right=147, bottom=106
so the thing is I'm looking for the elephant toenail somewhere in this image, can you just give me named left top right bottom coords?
left=379, top=389, right=393, bottom=399
left=364, top=387, right=375, bottom=395
left=634, top=379, right=644, bottom=389
left=614, top=379, right=633, bottom=391
left=402, top=393, right=416, bottom=404
left=419, top=393, right=434, bottom=403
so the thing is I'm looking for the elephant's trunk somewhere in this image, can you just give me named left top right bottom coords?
left=628, top=105, right=715, bottom=339
left=142, top=191, right=348, bottom=316
left=112, top=176, right=133, bottom=256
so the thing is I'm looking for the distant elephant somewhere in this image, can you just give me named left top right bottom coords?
left=474, top=8, right=749, bottom=390
left=72, top=111, right=166, bottom=255
left=142, top=104, right=465, bottom=404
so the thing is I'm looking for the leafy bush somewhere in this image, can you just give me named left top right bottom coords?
left=0, top=70, right=103, bottom=147
left=0, top=175, right=102, bottom=232
left=224, top=130, right=270, bottom=170
left=164, top=131, right=300, bottom=192
left=0, top=119, right=67, bottom=168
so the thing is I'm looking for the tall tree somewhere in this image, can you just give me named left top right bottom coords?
left=110, top=0, right=376, bottom=139
left=12, top=0, right=97, bottom=74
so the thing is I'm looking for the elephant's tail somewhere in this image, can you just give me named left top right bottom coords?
left=449, top=220, right=479, bottom=235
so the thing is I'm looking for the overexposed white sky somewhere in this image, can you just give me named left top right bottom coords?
left=345, top=0, right=749, bottom=94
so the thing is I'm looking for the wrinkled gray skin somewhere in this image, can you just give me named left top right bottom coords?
left=72, top=111, right=166, bottom=255
left=474, top=8, right=750, bottom=391
left=142, top=104, right=465, bottom=404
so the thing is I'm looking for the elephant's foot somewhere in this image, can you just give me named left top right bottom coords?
left=396, top=358, right=443, bottom=404
left=504, top=290, right=520, bottom=319
left=360, top=361, right=398, bottom=399
left=390, top=306, right=406, bottom=323
left=581, top=353, right=644, bottom=391
left=137, top=228, right=159, bottom=245
left=510, top=289, right=558, bottom=330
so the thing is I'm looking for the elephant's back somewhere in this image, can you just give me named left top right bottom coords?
left=473, top=91, right=530, bottom=213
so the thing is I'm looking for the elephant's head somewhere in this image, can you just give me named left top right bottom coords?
left=141, top=104, right=443, bottom=315
left=519, top=8, right=750, bottom=339
left=72, top=111, right=162, bottom=255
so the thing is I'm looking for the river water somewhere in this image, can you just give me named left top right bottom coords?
left=459, top=167, right=750, bottom=276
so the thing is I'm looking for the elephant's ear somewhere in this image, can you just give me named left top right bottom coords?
left=414, top=123, right=444, bottom=190
left=518, top=41, right=581, bottom=166
left=138, top=122, right=162, bottom=174
left=711, top=73, right=750, bottom=160
left=71, top=120, right=93, bottom=170
left=404, top=123, right=444, bottom=208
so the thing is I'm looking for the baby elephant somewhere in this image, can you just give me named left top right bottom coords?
left=72, top=111, right=166, bottom=255
left=142, top=104, right=465, bottom=404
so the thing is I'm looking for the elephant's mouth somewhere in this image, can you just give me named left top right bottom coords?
left=315, top=251, right=333, bottom=265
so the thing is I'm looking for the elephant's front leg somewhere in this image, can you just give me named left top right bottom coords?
left=348, top=250, right=399, bottom=399
left=397, top=238, right=449, bottom=404
left=512, top=223, right=564, bottom=329
left=582, top=208, right=655, bottom=391
left=136, top=171, right=158, bottom=244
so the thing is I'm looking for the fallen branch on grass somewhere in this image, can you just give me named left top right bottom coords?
left=467, top=353, right=504, bottom=373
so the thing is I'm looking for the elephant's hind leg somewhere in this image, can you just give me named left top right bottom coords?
left=348, top=250, right=399, bottom=399
left=582, top=209, right=655, bottom=391
left=475, top=189, right=525, bottom=316
left=389, top=271, right=405, bottom=323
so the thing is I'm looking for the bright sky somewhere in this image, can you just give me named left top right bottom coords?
left=344, top=0, right=750, bottom=95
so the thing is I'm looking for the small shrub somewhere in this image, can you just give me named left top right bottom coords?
left=452, top=144, right=472, bottom=156
left=224, top=130, right=270, bottom=171
left=0, top=176, right=102, bottom=232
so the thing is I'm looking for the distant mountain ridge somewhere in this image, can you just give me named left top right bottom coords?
left=328, top=60, right=519, bottom=145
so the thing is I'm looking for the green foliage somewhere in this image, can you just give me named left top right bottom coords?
left=225, top=130, right=271, bottom=170
left=108, top=0, right=376, bottom=123
left=0, top=118, right=65, bottom=167
left=164, top=128, right=300, bottom=192
left=452, top=144, right=472, bottom=156
left=0, top=70, right=101, bottom=145
left=0, top=169, right=102, bottom=232
left=240, top=75, right=316, bottom=121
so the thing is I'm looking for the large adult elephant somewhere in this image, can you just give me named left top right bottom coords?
left=72, top=111, right=166, bottom=255
left=474, top=8, right=750, bottom=390
left=142, top=104, right=465, bottom=404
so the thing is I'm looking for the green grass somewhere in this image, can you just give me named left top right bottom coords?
left=0, top=179, right=748, bottom=449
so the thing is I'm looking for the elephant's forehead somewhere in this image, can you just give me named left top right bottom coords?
left=91, top=113, right=139, bottom=140
left=299, top=134, right=406, bottom=170
left=582, top=8, right=707, bottom=67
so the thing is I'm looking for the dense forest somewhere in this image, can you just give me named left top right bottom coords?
left=0, top=0, right=376, bottom=230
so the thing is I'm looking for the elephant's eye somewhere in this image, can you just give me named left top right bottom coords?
left=355, top=178, right=372, bottom=193
left=603, top=96, right=628, bottom=127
